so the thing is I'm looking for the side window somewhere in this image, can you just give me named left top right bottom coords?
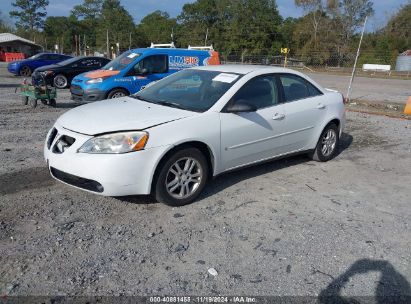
left=280, top=74, right=322, bottom=102
left=80, top=59, right=100, bottom=67
left=133, top=55, right=168, bottom=75
left=231, top=75, right=279, bottom=109
left=49, top=54, right=61, bottom=60
left=39, top=54, right=50, bottom=60
left=306, top=81, right=323, bottom=97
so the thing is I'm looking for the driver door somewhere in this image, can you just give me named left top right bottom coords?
left=128, top=55, right=169, bottom=91
left=220, top=74, right=286, bottom=171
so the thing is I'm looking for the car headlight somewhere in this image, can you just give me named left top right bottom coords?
left=40, top=70, right=53, bottom=76
left=86, top=77, right=105, bottom=84
left=78, top=131, right=149, bottom=154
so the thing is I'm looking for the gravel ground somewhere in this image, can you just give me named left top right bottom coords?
left=0, top=71, right=410, bottom=301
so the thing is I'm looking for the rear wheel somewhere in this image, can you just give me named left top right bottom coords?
left=53, top=74, right=68, bottom=89
left=154, top=148, right=209, bottom=206
left=41, top=99, right=48, bottom=105
left=20, top=66, right=32, bottom=77
left=309, top=123, right=339, bottom=162
left=107, top=88, right=128, bottom=99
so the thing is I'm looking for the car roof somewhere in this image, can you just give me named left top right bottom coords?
left=129, top=48, right=212, bottom=55
left=193, top=64, right=298, bottom=75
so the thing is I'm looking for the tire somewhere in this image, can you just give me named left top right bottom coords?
left=309, top=123, right=339, bottom=162
left=41, top=99, right=48, bottom=105
left=53, top=74, right=68, bottom=89
left=29, top=98, right=37, bottom=108
left=49, top=98, right=56, bottom=107
left=107, top=88, right=128, bottom=99
left=154, top=148, right=209, bottom=206
left=22, top=96, right=28, bottom=105
left=19, top=66, right=32, bottom=77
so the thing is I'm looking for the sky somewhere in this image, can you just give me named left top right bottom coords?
left=1, top=0, right=409, bottom=32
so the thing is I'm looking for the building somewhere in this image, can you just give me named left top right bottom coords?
left=395, top=50, right=411, bottom=72
left=0, top=33, right=42, bottom=59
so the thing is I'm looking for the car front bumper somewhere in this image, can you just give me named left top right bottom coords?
left=70, top=85, right=107, bottom=102
left=44, top=124, right=167, bottom=196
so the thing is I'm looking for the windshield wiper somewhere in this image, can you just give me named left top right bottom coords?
left=156, top=101, right=187, bottom=110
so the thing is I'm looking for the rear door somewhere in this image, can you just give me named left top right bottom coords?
left=279, top=73, right=327, bottom=151
left=220, top=74, right=286, bottom=170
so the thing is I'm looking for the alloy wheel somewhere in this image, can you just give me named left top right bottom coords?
left=165, top=157, right=203, bottom=199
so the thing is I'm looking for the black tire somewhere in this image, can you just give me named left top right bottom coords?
left=154, top=148, right=209, bottom=206
left=49, top=98, right=56, bottom=107
left=22, top=96, right=28, bottom=105
left=41, top=99, right=48, bottom=105
left=107, top=88, right=128, bottom=99
left=309, top=123, right=339, bottom=162
left=29, top=98, right=37, bottom=108
left=19, top=66, right=32, bottom=77
left=53, top=74, right=68, bottom=89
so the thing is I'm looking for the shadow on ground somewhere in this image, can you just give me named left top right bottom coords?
left=120, top=133, right=353, bottom=205
left=319, top=259, right=411, bottom=304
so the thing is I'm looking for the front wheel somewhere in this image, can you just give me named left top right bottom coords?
left=154, top=148, right=209, bottom=206
left=107, top=89, right=128, bottom=99
left=309, top=123, right=339, bottom=162
left=53, top=74, right=68, bottom=89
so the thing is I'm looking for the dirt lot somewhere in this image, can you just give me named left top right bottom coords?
left=0, top=70, right=410, bottom=301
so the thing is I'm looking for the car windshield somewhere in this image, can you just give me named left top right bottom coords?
left=56, top=57, right=84, bottom=66
left=132, top=69, right=241, bottom=112
left=102, top=51, right=141, bottom=71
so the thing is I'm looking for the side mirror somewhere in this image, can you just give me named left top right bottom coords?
left=225, top=100, right=257, bottom=113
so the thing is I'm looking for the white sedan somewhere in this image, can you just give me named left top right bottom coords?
left=44, top=65, right=345, bottom=206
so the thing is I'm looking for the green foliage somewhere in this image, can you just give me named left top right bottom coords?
left=138, top=11, right=177, bottom=46
left=71, top=0, right=103, bottom=19
left=9, top=0, right=49, bottom=30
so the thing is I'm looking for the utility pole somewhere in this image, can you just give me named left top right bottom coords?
left=204, top=28, right=208, bottom=46
left=129, top=32, right=131, bottom=50
left=106, top=29, right=109, bottom=59
left=347, top=16, right=367, bottom=101
left=84, top=34, right=86, bottom=56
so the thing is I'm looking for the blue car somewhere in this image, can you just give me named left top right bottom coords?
left=7, top=52, right=72, bottom=76
left=70, top=47, right=220, bottom=102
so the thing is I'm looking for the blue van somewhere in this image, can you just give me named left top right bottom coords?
left=70, top=47, right=220, bottom=102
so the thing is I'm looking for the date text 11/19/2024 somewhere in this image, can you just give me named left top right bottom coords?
left=149, top=296, right=257, bottom=303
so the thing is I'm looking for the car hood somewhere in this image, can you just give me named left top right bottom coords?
left=57, top=97, right=196, bottom=135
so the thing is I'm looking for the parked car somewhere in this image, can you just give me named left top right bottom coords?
left=32, top=56, right=111, bottom=89
left=7, top=52, right=72, bottom=77
left=45, top=65, right=346, bottom=206
left=70, top=46, right=220, bottom=102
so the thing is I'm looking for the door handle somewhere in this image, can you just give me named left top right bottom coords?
left=272, top=113, right=285, bottom=120
left=317, top=103, right=326, bottom=109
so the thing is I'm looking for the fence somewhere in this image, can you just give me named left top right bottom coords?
left=221, top=52, right=410, bottom=79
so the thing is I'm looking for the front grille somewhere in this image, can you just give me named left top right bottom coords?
left=52, top=135, right=76, bottom=154
left=47, top=128, right=58, bottom=149
left=50, top=167, right=104, bottom=193
left=70, top=85, right=83, bottom=96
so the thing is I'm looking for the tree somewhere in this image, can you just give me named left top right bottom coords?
left=294, top=0, right=323, bottom=48
left=71, top=0, right=103, bottom=20
left=138, top=11, right=177, bottom=46
left=95, top=0, right=135, bottom=53
left=9, top=0, right=49, bottom=30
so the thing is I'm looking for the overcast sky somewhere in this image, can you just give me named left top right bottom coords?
left=1, top=0, right=409, bottom=31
